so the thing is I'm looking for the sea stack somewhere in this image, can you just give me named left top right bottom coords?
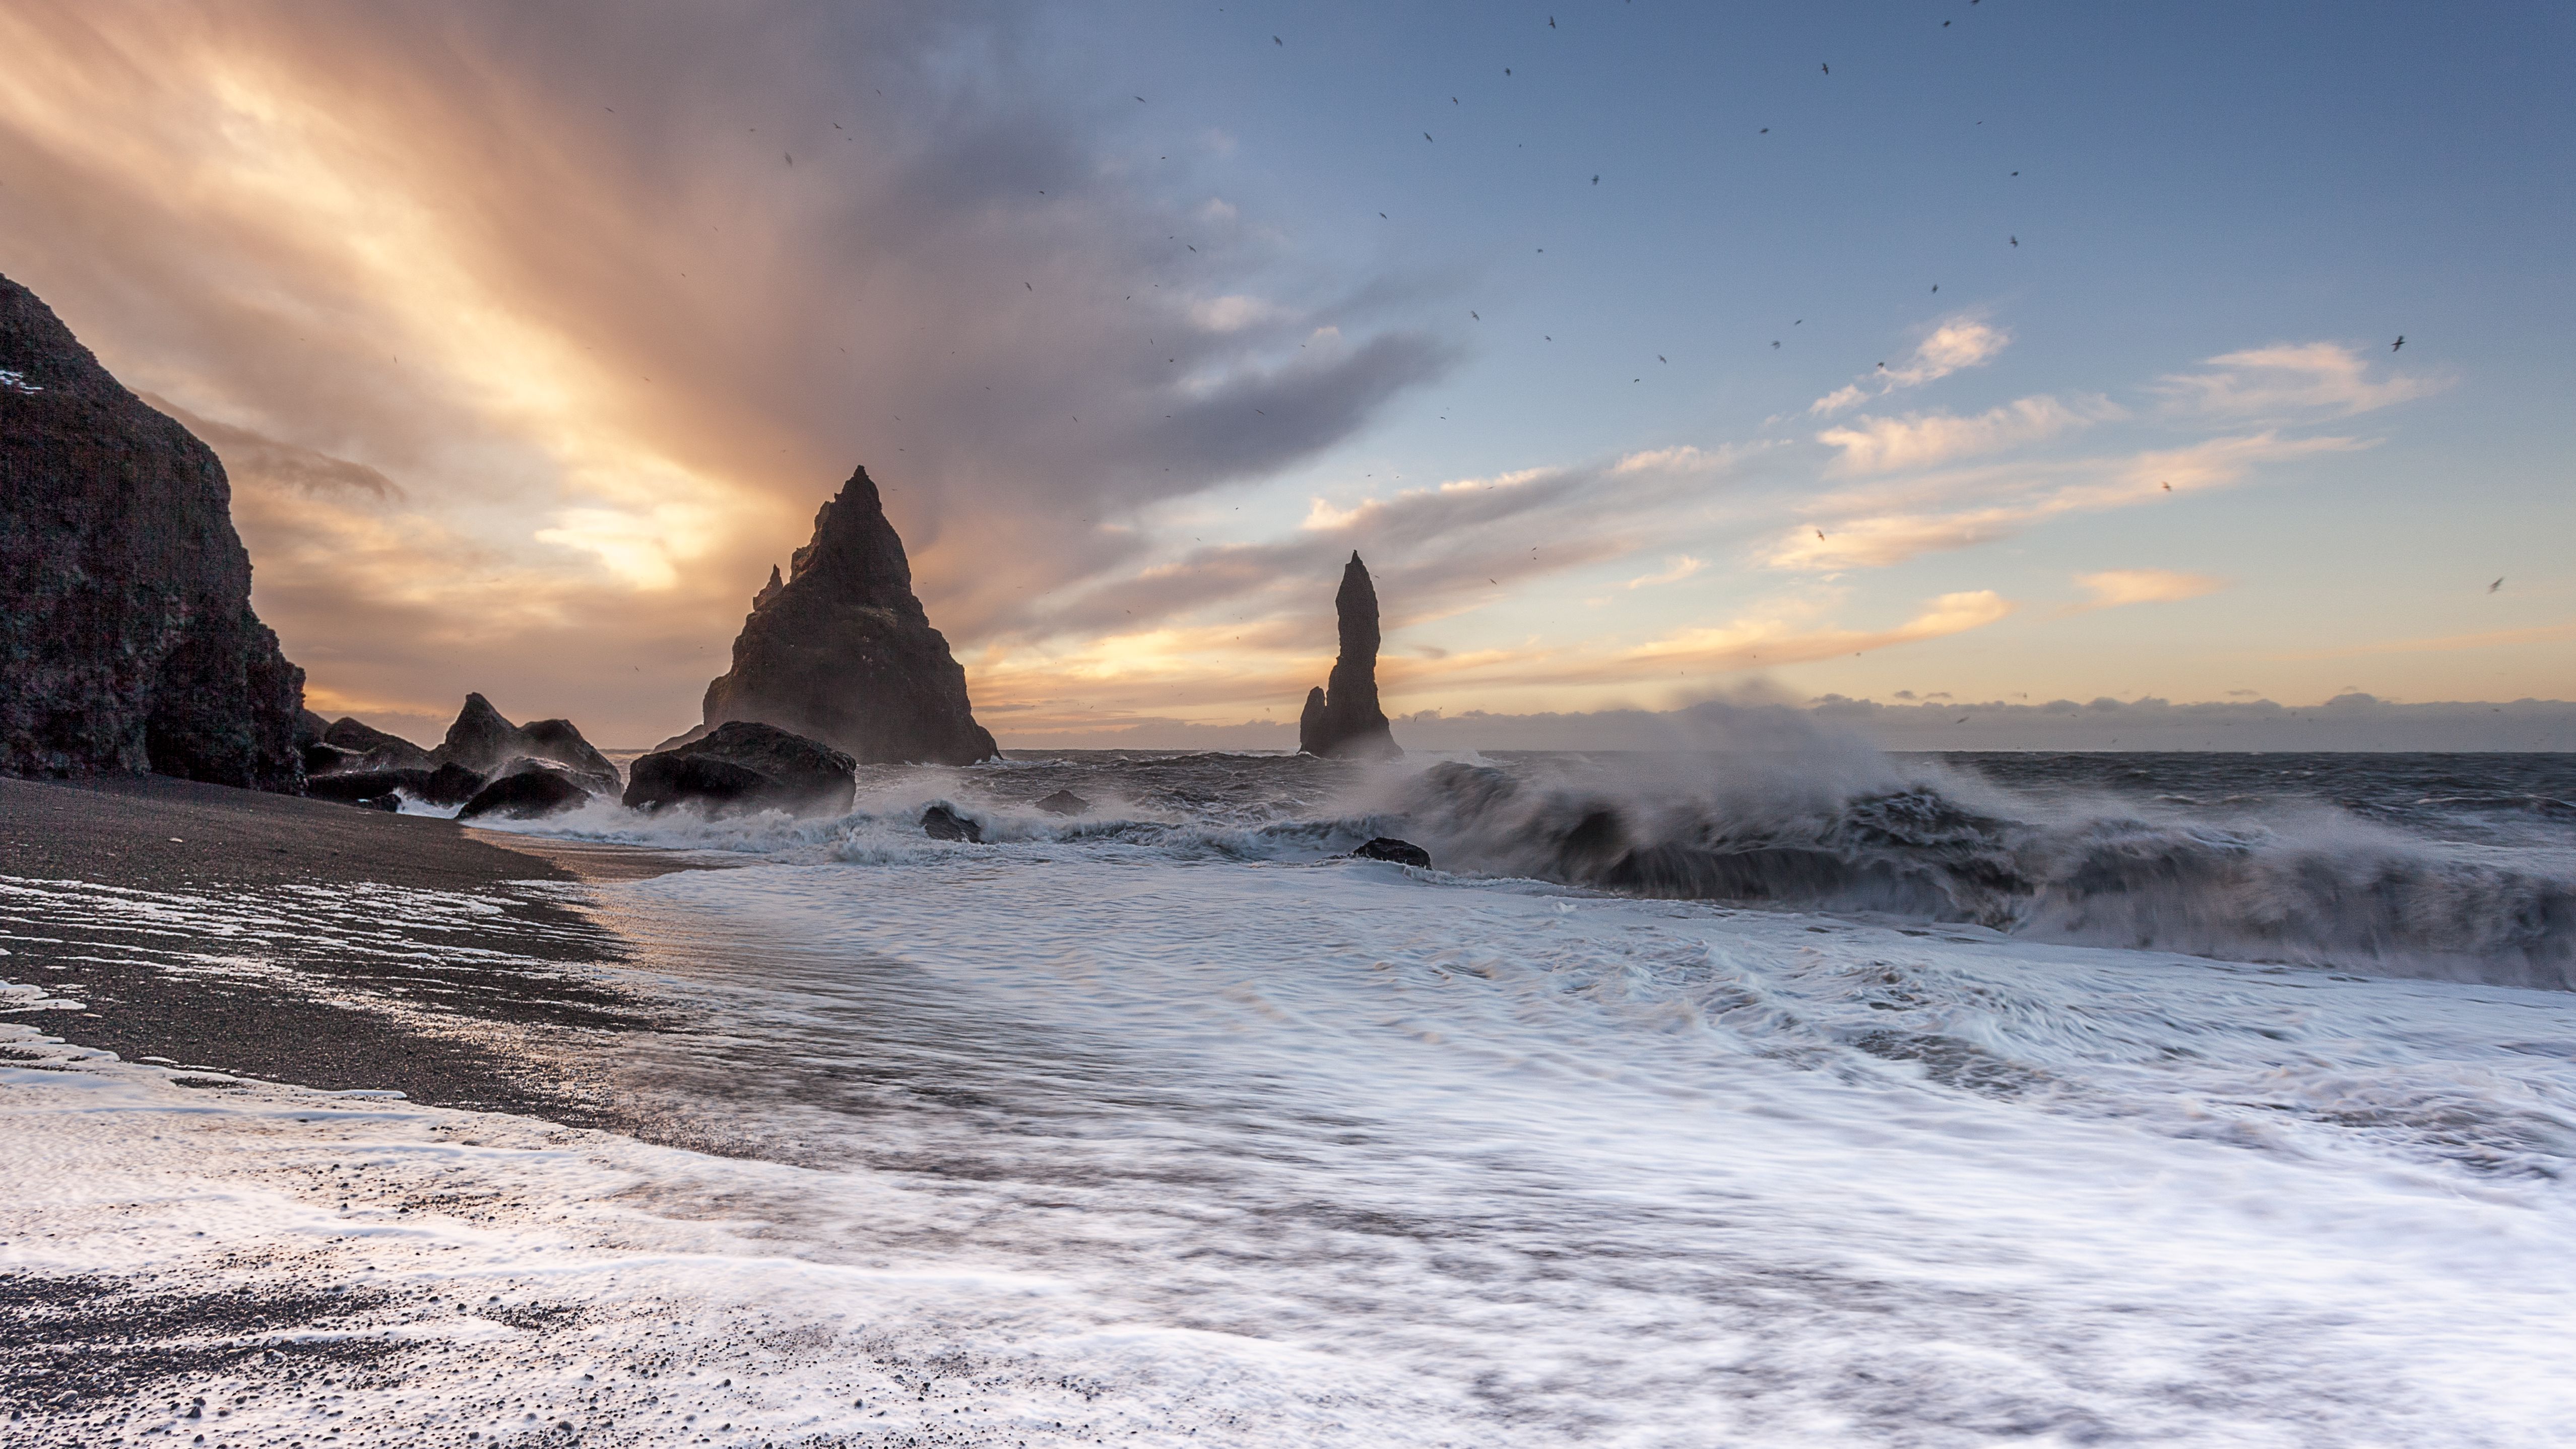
left=0, top=273, right=306, bottom=789
left=1297, top=551, right=1401, bottom=760
left=679, top=465, right=997, bottom=765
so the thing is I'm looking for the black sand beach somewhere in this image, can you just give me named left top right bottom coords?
left=0, top=774, right=693, bottom=1124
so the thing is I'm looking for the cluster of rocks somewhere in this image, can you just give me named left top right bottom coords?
left=304, top=693, right=623, bottom=820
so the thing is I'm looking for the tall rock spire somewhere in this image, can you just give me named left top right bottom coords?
left=685, top=465, right=996, bottom=765
left=1298, top=551, right=1401, bottom=760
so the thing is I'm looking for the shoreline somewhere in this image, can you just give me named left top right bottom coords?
left=0, top=773, right=707, bottom=1123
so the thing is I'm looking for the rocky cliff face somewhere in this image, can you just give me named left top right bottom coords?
left=0, top=273, right=305, bottom=789
left=1298, top=552, right=1401, bottom=760
left=686, top=465, right=997, bottom=765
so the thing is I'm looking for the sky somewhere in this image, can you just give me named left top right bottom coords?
left=1, top=1, right=2567, bottom=748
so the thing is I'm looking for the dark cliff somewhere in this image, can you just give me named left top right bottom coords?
left=1298, top=551, right=1401, bottom=760
left=0, top=273, right=305, bottom=789
left=685, top=465, right=996, bottom=765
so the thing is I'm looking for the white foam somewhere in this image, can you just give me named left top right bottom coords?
left=14, top=815, right=2576, bottom=1441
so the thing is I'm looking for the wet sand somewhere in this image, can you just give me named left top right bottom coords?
left=0, top=773, right=701, bottom=1121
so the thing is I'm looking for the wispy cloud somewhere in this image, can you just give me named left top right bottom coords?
left=1816, top=394, right=2118, bottom=475
left=1810, top=316, right=2010, bottom=416
left=1770, top=432, right=2366, bottom=571
left=2073, top=568, right=2228, bottom=609
left=2155, top=342, right=2448, bottom=419
left=1626, top=555, right=1704, bottom=589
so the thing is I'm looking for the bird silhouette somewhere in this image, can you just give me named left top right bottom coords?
left=1550, top=15, right=1557, bottom=27
left=2010, top=236, right=2018, bottom=246
left=1772, top=341, right=1781, bottom=349
left=2490, top=577, right=2504, bottom=592
left=1471, top=311, right=1480, bottom=319
left=1592, top=174, right=1600, bottom=184
left=1931, top=284, right=1939, bottom=292
left=1273, top=35, right=1281, bottom=45
left=1425, top=133, right=1434, bottom=142
left=1657, top=355, right=1666, bottom=362
left=1816, top=529, right=1826, bottom=540
left=2393, top=336, right=2406, bottom=352
left=1821, top=62, right=1830, bottom=74
left=2161, top=482, right=2172, bottom=491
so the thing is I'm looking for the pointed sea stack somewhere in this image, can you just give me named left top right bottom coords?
left=681, top=465, right=997, bottom=765
left=1297, top=551, right=1400, bottom=760
left=0, top=272, right=305, bottom=789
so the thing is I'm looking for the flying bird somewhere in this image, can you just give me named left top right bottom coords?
left=2393, top=336, right=2406, bottom=351
left=2010, top=235, right=2018, bottom=246
left=1931, top=284, right=1939, bottom=292
left=1658, top=355, right=1666, bottom=362
left=2490, top=577, right=2504, bottom=592
left=2161, top=482, right=2172, bottom=491
left=1472, top=311, right=1480, bottom=319
left=1273, top=35, right=1282, bottom=45
left=1816, top=529, right=1826, bottom=540
left=1550, top=15, right=1557, bottom=27
left=1822, top=62, right=1830, bottom=74
left=1772, top=341, right=1781, bottom=349
left=1592, top=174, right=1600, bottom=184
left=1426, top=133, right=1435, bottom=142
left=1136, top=96, right=1145, bottom=102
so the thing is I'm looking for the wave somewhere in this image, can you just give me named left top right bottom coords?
left=1393, top=755, right=2576, bottom=991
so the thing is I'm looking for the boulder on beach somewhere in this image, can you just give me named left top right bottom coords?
left=1353, top=837, right=1432, bottom=869
left=306, top=767, right=434, bottom=805
left=921, top=804, right=984, bottom=843
left=1297, top=552, right=1401, bottom=761
left=623, top=721, right=856, bottom=817
left=671, top=465, right=998, bottom=766
left=457, top=768, right=591, bottom=822
left=319, top=717, right=433, bottom=773
left=1034, top=789, right=1090, bottom=817
left=430, top=694, right=618, bottom=795
left=0, top=272, right=306, bottom=790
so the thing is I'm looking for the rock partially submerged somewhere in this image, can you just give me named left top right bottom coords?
left=921, top=804, right=984, bottom=843
left=1353, top=837, right=1432, bottom=868
left=430, top=694, right=618, bottom=795
left=624, top=721, right=856, bottom=817
left=678, top=465, right=998, bottom=765
left=0, top=272, right=306, bottom=789
left=458, top=768, right=590, bottom=821
left=304, top=760, right=490, bottom=810
left=1034, top=789, right=1090, bottom=817
left=1297, top=552, right=1401, bottom=761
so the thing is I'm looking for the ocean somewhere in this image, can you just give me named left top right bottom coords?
left=8, top=734, right=2576, bottom=1446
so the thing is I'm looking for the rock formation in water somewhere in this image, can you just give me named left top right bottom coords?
left=1296, top=552, right=1401, bottom=760
left=0, top=272, right=306, bottom=789
left=678, top=465, right=997, bottom=765
left=457, top=769, right=590, bottom=821
left=623, top=721, right=856, bottom=818
left=429, top=693, right=619, bottom=795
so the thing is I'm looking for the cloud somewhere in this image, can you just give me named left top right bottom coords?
left=0, top=2, right=1456, bottom=742
left=1626, top=555, right=1703, bottom=588
left=1811, top=316, right=2010, bottom=416
left=2155, top=343, right=2448, bottom=419
left=1769, top=431, right=2365, bottom=571
left=2073, top=568, right=2228, bottom=608
left=1816, top=394, right=2116, bottom=474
